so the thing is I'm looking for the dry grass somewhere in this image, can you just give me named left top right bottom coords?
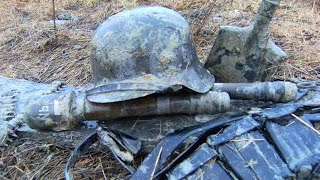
left=0, top=139, right=128, bottom=179
left=0, top=0, right=319, bottom=178
left=301, top=0, right=320, bottom=11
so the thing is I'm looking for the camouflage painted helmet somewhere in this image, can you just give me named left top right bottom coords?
left=89, top=6, right=215, bottom=103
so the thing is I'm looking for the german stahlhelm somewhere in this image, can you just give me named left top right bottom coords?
left=88, top=6, right=215, bottom=103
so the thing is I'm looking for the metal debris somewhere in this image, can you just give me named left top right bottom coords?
left=65, top=129, right=141, bottom=180
left=168, top=143, right=217, bottom=180
left=131, top=81, right=320, bottom=179
left=207, top=116, right=259, bottom=147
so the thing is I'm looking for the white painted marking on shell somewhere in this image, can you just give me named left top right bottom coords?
left=54, top=100, right=62, bottom=115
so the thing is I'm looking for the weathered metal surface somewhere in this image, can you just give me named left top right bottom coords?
left=207, top=116, right=259, bottom=147
left=130, top=116, right=243, bottom=179
left=0, top=76, right=78, bottom=146
left=213, top=81, right=297, bottom=102
left=85, top=91, right=230, bottom=120
left=131, top=84, right=320, bottom=179
left=186, top=159, right=233, bottom=180
left=218, top=143, right=257, bottom=179
left=99, top=115, right=201, bottom=151
left=65, top=129, right=141, bottom=180
left=302, top=113, right=320, bottom=122
left=167, top=143, right=217, bottom=180
left=254, top=103, right=303, bottom=121
left=65, top=132, right=98, bottom=180
left=1, top=75, right=296, bottom=146
left=266, top=120, right=320, bottom=178
left=218, top=132, right=294, bottom=179
left=22, top=89, right=230, bottom=131
left=205, top=0, right=287, bottom=82
left=91, top=6, right=215, bottom=103
left=1, top=75, right=319, bottom=178
left=24, top=91, right=84, bottom=131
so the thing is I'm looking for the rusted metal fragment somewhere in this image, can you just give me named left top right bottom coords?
left=65, top=132, right=98, bottom=180
left=266, top=120, right=320, bottom=178
left=218, top=143, right=257, bottom=179
left=207, top=116, right=259, bottom=147
left=130, top=116, right=243, bottom=179
left=186, top=159, right=233, bottom=180
left=97, top=129, right=140, bottom=174
left=65, top=129, right=140, bottom=180
left=213, top=81, right=297, bottom=103
left=98, top=129, right=141, bottom=163
left=254, top=103, right=303, bottom=121
left=86, top=82, right=170, bottom=103
left=219, top=132, right=293, bottom=179
left=167, top=143, right=217, bottom=180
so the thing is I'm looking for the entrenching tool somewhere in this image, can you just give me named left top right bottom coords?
left=205, top=0, right=287, bottom=83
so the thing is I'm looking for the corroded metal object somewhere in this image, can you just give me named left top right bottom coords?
left=0, top=76, right=229, bottom=142
left=91, top=6, right=215, bottom=103
left=0, top=76, right=75, bottom=146
left=24, top=89, right=230, bottom=130
left=213, top=81, right=297, bottom=103
left=132, top=98, right=320, bottom=180
left=205, top=0, right=287, bottom=82
left=0, top=75, right=299, bottom=147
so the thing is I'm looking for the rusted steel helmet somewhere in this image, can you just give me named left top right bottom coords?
left=89, top=6, right=215, bottom=103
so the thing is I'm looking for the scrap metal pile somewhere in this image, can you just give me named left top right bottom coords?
left=0, top=0, right=320, bottom=179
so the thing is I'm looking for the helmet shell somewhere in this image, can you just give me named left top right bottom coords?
left=90, top=6, right=215, bottom=103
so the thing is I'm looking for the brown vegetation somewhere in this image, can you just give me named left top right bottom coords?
left=0, top=0, right=319, bottom=178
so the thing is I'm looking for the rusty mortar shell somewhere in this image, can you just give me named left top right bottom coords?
left=213, top=81, right=297, bottom=103
left=84, top=91, right=230, bottom=120
left=23, top=91, right=86, bottom=131
left=23, top=91, right=230, bottom=130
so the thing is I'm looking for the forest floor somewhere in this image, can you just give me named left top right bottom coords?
left=0, top=0, right=319, bottom=179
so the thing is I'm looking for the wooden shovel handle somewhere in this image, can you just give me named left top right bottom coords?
left=257, top=0, right=280, bottom=18
left=252, top=0, right=281, bottom=47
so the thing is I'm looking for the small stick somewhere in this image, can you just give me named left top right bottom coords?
left=52, top=0, right=56, bottom=30
left=150, top=147, right=163, bottom=180
left=99, top=157, right=107, bottom=180
left=291, top=114, right=320, bottom=136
